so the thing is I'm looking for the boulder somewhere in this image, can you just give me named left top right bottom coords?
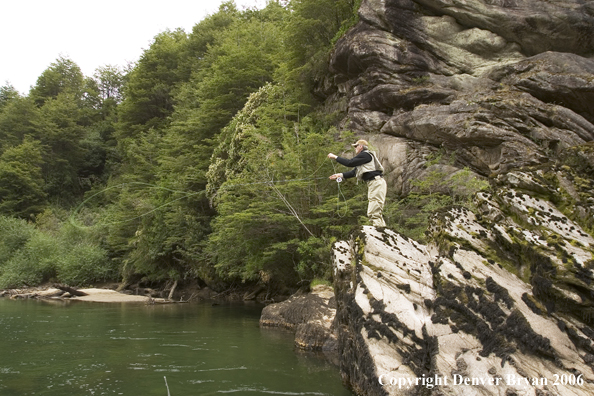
left=260, top=285, right=337, bottom=351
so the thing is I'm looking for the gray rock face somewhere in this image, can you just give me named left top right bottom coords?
left=323, top=1, right=594, bottom=394
left=325, top=0, right=594, bottom=194
left=333, top=164, right=594, bottom=395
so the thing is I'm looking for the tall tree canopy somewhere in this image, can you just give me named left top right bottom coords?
left=29, top=56, right=86, bottom=106
left=0, top=0, right=366, bottom=291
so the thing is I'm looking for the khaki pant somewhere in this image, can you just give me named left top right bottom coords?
left=367, top=176, right=387, bottom=227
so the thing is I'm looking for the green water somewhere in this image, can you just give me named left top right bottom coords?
left=0, top=299, right=352, bottom=396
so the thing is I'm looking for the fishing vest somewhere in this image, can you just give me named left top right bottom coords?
left=355, top=150, right=384, bottom=181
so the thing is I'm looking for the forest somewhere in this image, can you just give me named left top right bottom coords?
left=0, top=0, right=485, bottom=295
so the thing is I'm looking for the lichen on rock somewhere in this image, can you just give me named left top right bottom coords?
left=334, top=215, right=594, bottom=394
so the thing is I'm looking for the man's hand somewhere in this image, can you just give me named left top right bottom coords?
left=327, top=153, right=338, bottom=160
left=329, top=173, right=342, bottom=180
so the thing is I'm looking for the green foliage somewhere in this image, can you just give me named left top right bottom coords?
left=36, top=92, right=89, bottom=200
left=99, top=3, right=293, bottom=285
left=0, top=0, right=369, bottom=292
left=0, top=232, right=59, bottom=288
left=29, top=56, right=86, bottom=106
left=205, top=83, right=363, bottom=288
left=310, top=278, right=332, bottom=288
left=285, top=0, right=361, bottom=86
left=56, top=239, right=113, bottom=286
left=449, top=167, right=490, bottom=204
left=187, top=1, right=239, bottom=69
left=1, top=56, right=117, bottom=208
left=116, top=29, right=190, bottom=138
left=169, top=2, right=288, bottom=154
left=385, top=192, right=453, bottom=242
left=0, top=213, right=116, bottom=288
left=0, top=96, right=41, bottom=151
left=386, top=163, right=489, bottom=242
left=0, top=137, right=47, bottom=218
left=0, top=215, right=36, bottom=265
left=331, top=0, right=362, bottom=44
left=93, top=65, right=126, bottom=103
left=0, top=84, right=19, bottom=110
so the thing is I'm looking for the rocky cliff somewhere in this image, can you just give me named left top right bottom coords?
left=334, top=173, right=594, bottom=395
left=324, top=0, right=594, bottom=395
left=324, top=0, right=594, bottom=197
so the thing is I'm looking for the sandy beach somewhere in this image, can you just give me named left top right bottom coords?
left=2, top=286, right=172, bottom=303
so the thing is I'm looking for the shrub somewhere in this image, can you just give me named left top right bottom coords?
left=0, top=232, right=59, bottom=288
left=56, top=242, right=116, bottom=286
left=0, top=214, right=118, bottom=288
left=0, top=215, right=35, bottom=266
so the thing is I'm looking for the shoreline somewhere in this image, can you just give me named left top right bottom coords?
left=0, top=286, right=177, bottom=304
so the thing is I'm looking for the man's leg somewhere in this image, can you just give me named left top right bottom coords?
left=367, top=177, right=387, bottom=227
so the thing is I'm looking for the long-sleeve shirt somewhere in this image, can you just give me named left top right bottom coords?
left=336, top=152, right=383, bottom=181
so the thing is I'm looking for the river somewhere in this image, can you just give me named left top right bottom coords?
left=0, top=299, right=352, bottom=396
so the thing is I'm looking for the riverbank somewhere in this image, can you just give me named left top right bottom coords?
left=0, top=285, right=170, bottom=303
left=0, top=281, right=294, bottom=304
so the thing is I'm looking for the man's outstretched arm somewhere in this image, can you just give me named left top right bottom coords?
left=327, top=152, right=372, bottom=167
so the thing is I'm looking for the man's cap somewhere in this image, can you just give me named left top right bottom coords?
left=351, top=139, right=369, bottom=147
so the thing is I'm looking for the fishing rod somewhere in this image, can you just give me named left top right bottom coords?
left=69, top=160, right=348, bottom=229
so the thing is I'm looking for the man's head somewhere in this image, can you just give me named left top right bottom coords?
left=351, top=139, right=368, bottom=154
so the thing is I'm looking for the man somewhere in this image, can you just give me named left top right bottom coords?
left=328, top=139, right=387, bottom=227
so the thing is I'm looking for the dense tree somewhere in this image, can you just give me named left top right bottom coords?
left=0, top=84, right=19, bottom=109
left=116, top=29, right=190, bottom=140
left=93, top=65, right=126, bottom=103
left=29, top=56, right=86, bottom=106
left=285, top=0, right=361, bottom=91
left=0, top=0, right=367, bottom=291
left=34, top=91, right=89, bottom=201
left=0, top=96, right=40, bottom=152
left=110, top=2, right=289, bottom=285
left=163, top=1, right=288, bottom=183
left=205, top=84, right=366, bottom=289
left=0, top=137, right=47, bottom=218
left=186, top=1, right=239, bottom=73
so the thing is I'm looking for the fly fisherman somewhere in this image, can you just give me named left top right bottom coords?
left=328, top=139, right=387, bottom=227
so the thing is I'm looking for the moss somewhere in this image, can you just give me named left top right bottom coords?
left=310, top=278, right=332, bottom=288
left=361, top=259, right=381, bottom=273
left=551, top=151, right=594, bottom=233
left=397, top=283, right=411, bottom=294
left=433, top=278, right=517, bottom=363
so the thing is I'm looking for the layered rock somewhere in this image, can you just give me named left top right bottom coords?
left=322, top=1, right=594, bottom=394
left=332, top=164, right=594, bottom=395
left=324, top=0, right=594, bottom=195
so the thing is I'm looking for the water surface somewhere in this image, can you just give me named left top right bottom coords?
left=0, top=299, right=352, bottom=396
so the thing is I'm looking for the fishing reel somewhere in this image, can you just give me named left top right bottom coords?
left=336, top=176, right=343, bottom=183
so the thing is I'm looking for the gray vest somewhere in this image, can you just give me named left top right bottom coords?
left=355, top=150, right=384, bottom=181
